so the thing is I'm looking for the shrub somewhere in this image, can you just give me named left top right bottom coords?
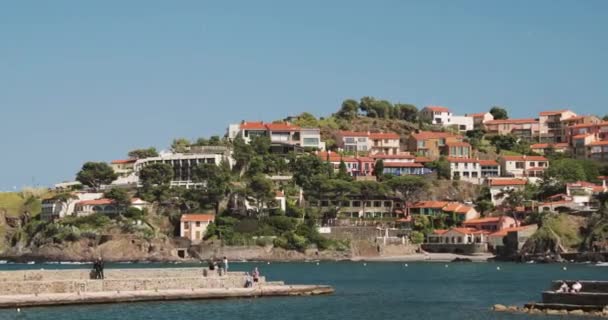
left=410, top=231, right=425, bottom=244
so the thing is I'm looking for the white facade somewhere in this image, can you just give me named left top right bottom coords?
left=451, top=115, right=475, bottom=132
left=300, top=128, right=326, bottom=150
left=40, top=192, right=103, bottom=221
left=500, top=156, right=549, bottom=184
left=134, top=151, right=232, bottom=188
left=449, top=159, right=482, bottom=184
left=227, top=121, right=325, bottom=150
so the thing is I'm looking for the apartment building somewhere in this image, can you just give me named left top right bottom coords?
left=309, top=196, right=405, bottom=219
left=499, top=155, right=549, bottom=183
left=40, top=192, right=103, bottom=221
left=73, top=198, right=149, bottom=217
left=447, top=158, right=481, bottom=183
left=538, top=110, right=577, bottom=143
left=133, top=151, right=233, bottom=188
left=110, top=159, right=136, bottom=177
left=407, top=131, right=469, bottom=160
left=369, top=132, right=400, bottom=155
left=227, top=121, right=325, bottom=150
left=337, top=131, right=370, bottom=153
left=318, top=152, right=375, bottom=177
left=483, top=118, right=540, bottom=142
left=408, top=201, right=479, bottom=223
left=565, top=121, right=608, bottom=144
left=467, top=112, right=494, bottom=129
left=486, top=178, right=528, bottom=206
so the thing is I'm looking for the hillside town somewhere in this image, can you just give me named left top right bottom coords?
left=10, top=100, right=608, bottom=262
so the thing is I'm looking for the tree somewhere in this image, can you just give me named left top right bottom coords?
left=246, top=174, right=275, bottom=215
left=426, top=157, right=450, bottom=180
left=603, top=115, right=608, bottom=121
left=336, top=99, right=359, bottom=120
left=394, top=103, right=418, bottom=122
left=193, top=135, right=225, bottom=147
left=192, top=162, right=232, bottom=213
left=128, top=147, right=158, bottom=159
left=232, top=136, right=254, bottom=171
left=354, top=180, right=389, bottom=214
left=490, top=135, right=518, bottom=153
left=250, top=136, right=271, bottom=155
left=103, top=188, right=131, bottom=214
left=544, top=159, right=587, bottom=183
left=386, top=176, right=428, bottom=206
left=290, top=154, right=333, bottom=191
left=138, top=163, right=174, bottom=188
left=171, top=138, right=191, bottom=153
left=475, top=200, right=494, bottom=217
left=76, top=162, right=117, bottom=190
left=337, top=160, right=350, bottom=181
left=293, top=112, right=319, bottom=127
left=373, top=160, right=384, bottom=180
left=490, top=106, right=508, bottom=120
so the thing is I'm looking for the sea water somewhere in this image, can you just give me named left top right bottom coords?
left=0, top=261, right=606, bottom=320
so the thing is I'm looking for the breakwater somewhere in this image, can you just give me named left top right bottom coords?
left=0, top=267, right=333, bottom=308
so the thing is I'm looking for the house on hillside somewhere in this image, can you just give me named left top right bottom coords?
left=486, top=178, right=528, bottom=206
left=538, top=110, right=577, bottom=143
left=226, top=121, right=325, bottom=150
left=408, top=201, right=479, bottom=224
left=483, top=118, right=540, bottom=142
left=40, top=192, right=103, bottom=221
left=407, top=131, right=469, bottom=160
left=73, top=198, right=149, bottom=217
left=369, top=132, right=400, bottom=155
left=499, top=155, right=549, bottom=183
left=467, top=112, right=494, bottom=129
left=180, top=214, right=215, bottom=244
left=462, top=216, right=518, bottom=232
left=424, top=228, right=489, bottom=254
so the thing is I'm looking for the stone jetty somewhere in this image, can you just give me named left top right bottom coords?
left=0, top=268, right=333, bottom=308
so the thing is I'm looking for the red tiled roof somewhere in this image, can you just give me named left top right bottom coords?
left=539, top=200, right=574, bottom=207
left=539, top=110, right=570, bottom=116
left=424, top=106, right=450, bottom=112
left=433, top=229, right=448, bottom=235
left=464, top=217, right=502, bottom=224
left=572, top=133, right=592, bottom=139
left=411, top=131, right=459, bottom=140
left=265, top=123, right=300, bottom=131
left=369, top=132, right=400, bottom=140
left=488, top=178, right=527, bottom=186
left=445, top=141, right=471, bottom=147
left=467, top=112, right=487, bottom=118
left=449, top=227, right=488, bottom=235
left=339, top=131, right=369, bottom=137
left=442, top=202, right=473, bottom=214
left=111, top=159, right=136, bottom=164
left=383, top=162, right=423, bottom=168
left=180, top=214, right=215, bottom=222
left=530, top=143, right=569, bottom=149
left=240, top=121, right=266, bottom=130
left=485, top=118, right=537, bottom=125
left=372, top=153, right=415, bottom=160
left=501, top=155, right=548, bottom=161
left=489, top=226, right=533, bottom=237
left=409, top=201, right=449, bottom=209
left=77, top=198, right=114, bottom=206
left=446, top=157, right=478, bottom=163
left=478, top=160, right=499, bottom=166
left=568, top=121, right=608, bottom=129
left=415, top=156, right=432, bottom=163
left=588, top=140, right=608, bottom=146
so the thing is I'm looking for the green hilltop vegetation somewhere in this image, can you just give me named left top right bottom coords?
left=2, top=97, right=608, bottom=258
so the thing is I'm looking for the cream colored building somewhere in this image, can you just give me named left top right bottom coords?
left=180, top=214, right=215, bottom=244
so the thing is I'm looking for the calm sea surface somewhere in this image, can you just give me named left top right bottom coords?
left=0, top=261, right=606, bottom=320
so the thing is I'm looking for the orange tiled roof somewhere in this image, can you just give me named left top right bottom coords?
left=588, top=140, right=608, bottom=146
left=383, top=162, right=423, bottom=168
left=464, top=217, right=502, bottom=224
left=445, top=141, right=471, bottom=147
left=467, top=112, right=487, bottom=118
left=488, top=178, right=527, bottom=186
left=424, top=106, right=450, bottom=112
left=449, top=227, right=488, bottom=235
left=442, top=202, right=473, bottom=214
left=415, top=156, right=432, bottom=163
left=501, top=155, right=548, bottom=161
left=411, top=131, right=459, bottom=140
left=369, top=132, right=400, bottom=140
left=265, top=123, right=300, bottom=131
left=339, top=131, right=369, bottom=137
left=180, top=214, right=215, bottom=222
left=539, top=110, right=570, bottom=116
left=485, top=118, right=537, bottom=125
left=240, top=121, right=266, bottom=130
left=433, top=229, right=449, bottom=235
left=568, top=121, right=608, bottom=129
left=572, top=133, right=593, bottom=139
left=77, top=198, right=114, bottom=206
left=372, top=153, right=415, bottom=160
left=111, top=159, right=136, bottom=164
left=409, top=201, right=449, bottom=209
left=478, top=160, right=499, bottom=166
left=446, top=157, right=478, bottom=163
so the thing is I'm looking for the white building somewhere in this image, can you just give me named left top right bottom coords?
left=73, top=197, right=149, bottom=217
left=180, top=213, right=215, bottom=244
left=337, top=131, right=370, bottom=153
left=448, top=158, right=482, bottom=184
left=487, top=178, right=528, bottom=206
left=499, top=155, right=549, bottom=184
left=40, top=192, right=103, bottom=221
left=369, top=132, right=401, bottom=155
left=420, top=106, right=474, bottom=132
left=133, top=151, right=233, bottom=188
left=227, top=121, right=325, bottom=150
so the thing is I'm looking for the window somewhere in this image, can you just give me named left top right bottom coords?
left=373, top=201, right=381, bottom=207
left=515, top=162, right=524, bottom=169
left=529, top=162, right=535, bottom=167
left=303, top=138, right=319, bottom=145
left=417, top=140, right=425, bottom=148
left=438, top=139, right=446, bottom=146
left=384, top=201, right=392, bottom=207
left=358, top=137, right=367, bottom=142
left=196, top=222, right=201, bottom=227
left=341, top=201, right=350, bottom=207
left=345, top=137, right=355, bottom=143
left=321, top=200, right=329, bottom=207
left=352, top=201, right=361, bottom=207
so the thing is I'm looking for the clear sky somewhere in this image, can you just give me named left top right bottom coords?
left=1, top=0, right=607, bottom=190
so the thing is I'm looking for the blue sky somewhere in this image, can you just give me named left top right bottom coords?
left=1, top=0, right=607, bottom=189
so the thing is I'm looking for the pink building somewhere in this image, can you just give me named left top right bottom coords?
left=483, top=118, right=540, bottom=142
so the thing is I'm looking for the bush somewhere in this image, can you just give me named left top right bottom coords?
left=410, top=231, right=425, bottom=244
left=286, top=232, right=308, bottom=251
left=273, top=236, right=289, bottom=249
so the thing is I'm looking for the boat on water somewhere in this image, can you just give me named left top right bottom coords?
left=595, top=262, right=608, bottom=267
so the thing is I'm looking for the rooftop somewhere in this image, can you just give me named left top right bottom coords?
left=488, top=178, right=527, bottom=186
left=424, top=106, right=450, bottom=112
left=369, top=132, right=400, bottom=140
left=485, top=118, right=537, bottom=125
left=501, top=155, right=548, bottom=161
left=180, top=214, right=215, bottom=222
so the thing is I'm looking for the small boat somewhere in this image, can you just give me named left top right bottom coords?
left=594, top=262, right=608, bottom=267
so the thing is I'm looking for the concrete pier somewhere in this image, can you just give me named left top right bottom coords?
left=0, top=268, right=334, bottom=308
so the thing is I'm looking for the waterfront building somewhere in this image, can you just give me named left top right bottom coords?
left=408, top=201, right=479, bottom=223
left=462, top=216, right=518, bottom=232
left=309, top=196, right=405, bottom=219
left=424, top=228, right=488, bottom=254
left=383, top=162, right=432, bottom=176
left=180, top=213, right=215, bottom=244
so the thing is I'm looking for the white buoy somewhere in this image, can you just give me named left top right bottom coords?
left=363, top=263, right=367, bottom=266
left=496, top=266, right=501, bottom=271
left=404, top=264, right=408, bottom=267
left=316, top=262, right=319, bottom=266
left=267, top=262, right=270, bottom=265
left=563, top=266, right=567, bottom=271
left=445, top=264, right=448, bottom=268
left=17, top=308, right=20, bottom=313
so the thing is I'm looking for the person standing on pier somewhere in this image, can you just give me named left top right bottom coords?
left=97, top=257, right=105, bottom=279
left=223, top=256, right=229, bottom=273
